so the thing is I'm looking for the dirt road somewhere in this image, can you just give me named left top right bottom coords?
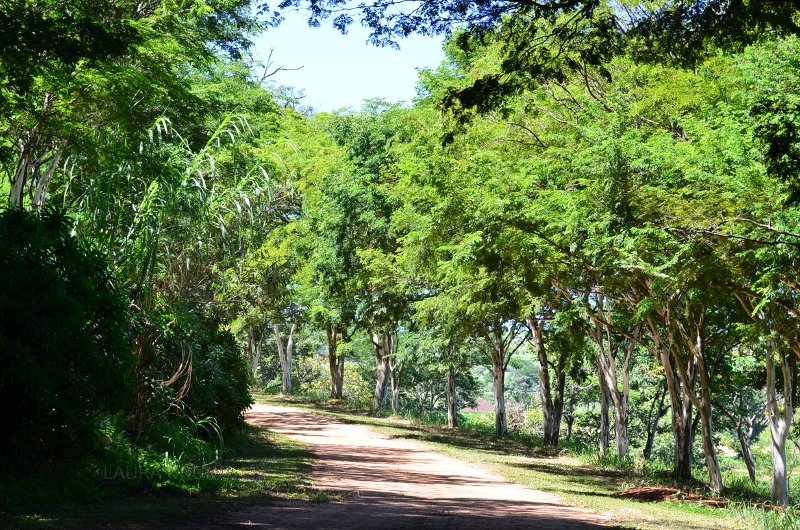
left=226, top=403, right=609, bottom=529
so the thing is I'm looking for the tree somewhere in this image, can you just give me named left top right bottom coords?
left=2, top=0, right=260, bottom=209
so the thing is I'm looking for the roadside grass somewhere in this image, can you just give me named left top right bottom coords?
left=0, top=424, right=316, bottom=529
left=253, top=394, right=760, bottom=530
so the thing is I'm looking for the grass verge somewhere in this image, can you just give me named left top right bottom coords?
left=0, top=424, right=315, bottom=529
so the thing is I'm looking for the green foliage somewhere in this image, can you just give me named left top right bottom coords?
left=8, top=0, right=800, bottom=519
left=0, top=207, right=133, bottom=466
left=184, top=317, right=252, bottom=434
left=131, top=300, right=252, bottom=438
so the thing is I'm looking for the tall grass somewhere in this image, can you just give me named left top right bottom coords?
left=725, top=503, right=800, bottom=530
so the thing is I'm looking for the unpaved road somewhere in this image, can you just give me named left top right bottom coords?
left=226, top=403, right=609, bottom=529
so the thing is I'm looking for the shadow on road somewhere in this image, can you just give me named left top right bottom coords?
left=232, top=405, right=610, bottom=530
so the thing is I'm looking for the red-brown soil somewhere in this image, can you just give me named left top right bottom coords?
left=222, top=403, right=610, bottom=529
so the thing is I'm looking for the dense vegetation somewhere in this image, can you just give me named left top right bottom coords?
left=4, top=0, right=800, bottom=524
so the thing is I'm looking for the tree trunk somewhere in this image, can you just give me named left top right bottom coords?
left=698, top=401, right=723, bottom=496
left=612, top=397, right=629, bottom=458
left=565, top=386, right=577, bottom=441
left=529, top=318, right=560, bottom=445
left=251, top=330, right=263, bottom=381
left=736, top=424, right=757, bottom=484
left=273, top=321, right=297, bottom=395
left=390, top=359, right=402, bottom=416
left=766, top=341, right=793, bottom=507
left=246, top=324, right=254, bottom=377
left=670, top=306, right=722, bottom=495
left=483, top=322, right=519, bottom=437
left=32, top=149, right=62, bottom=209
left=553, top=360, right=566, bottom=442
left=326, top=324, right=345, bottom=399
left=372, top=332, right=393, bottom=409
left=590, top=310, right=632, bottom=458
left=643, top=380, right=668, bottom=460
left=674, top=382, right=695, bottom=482
left=598, top=355, right=610, bottom=455
left=447, top=365, right=458, bottom=428
left=492, top=355, right=507, bottom=437
left=647, top=316, right=693, bottom=481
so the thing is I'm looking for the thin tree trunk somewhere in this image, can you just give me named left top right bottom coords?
left=273, top=321, right=297, bottom=395
left=672, top=306, right=723, bottom=495
left=492, top=354, right=507, bottom=437
left=10, top=123, right=45, bottom=207
left=766, top=340, right=793, bottom=507
left=529, top=318, right=560, bottom=445
left=698, top=402, right=723, bottom=495
left=647, top=315, right=693, bottom=481
left=735, top=294, right=796, bottom=500
left=249, top=325, right=263, bottom=381
left=564, top=384, right=579, bottom=441
left=598, top=355, right=610, bottom=455
left=246, top=324, right=254, bottom=377
left=482, top=322, right=521, bottom=437
left=553, top=358, right=566, bottom=443
left=736, top=424, right=757, bottom=484
left=643, top=380, right=668, bottom=460
left=372, top=332, right=392, bottom=408
left=326, top=324, right=345, bottom=399
left=32, top=150, right=62, bottom=209
left=286, top=323, right=295, bottom=393
left=447, top=365, right=458, bottom=428
left=390, top=359, right=402, bottom=416
left=589, top=300, right=632, bottom=458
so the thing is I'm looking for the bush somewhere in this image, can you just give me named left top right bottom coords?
left=295, top=353, right=332, bottom=400
left=0, top=207, right=133, bottom=466
left=130, top=301, right=252, bottom=440
left=186, top=318, right=252, bottom=434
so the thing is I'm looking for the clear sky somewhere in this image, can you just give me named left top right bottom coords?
left=251, top=12, right=446, bottom=112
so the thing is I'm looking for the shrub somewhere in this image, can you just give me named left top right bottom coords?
left=130, top=301, right=252, bottom=440
left=186, top=318, right=252, bottom=434
left=0, top=207, right=133, bottom=466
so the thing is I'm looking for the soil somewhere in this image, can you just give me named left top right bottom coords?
left=222, top=403, right=611, bottom=529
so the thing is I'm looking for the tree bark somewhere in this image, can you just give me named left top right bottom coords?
left=737, top=422, right=757, bottom=484
left=32, top=149, right=62, bottom=209
left=643, top=380, right=668, bottom=460
left=447, top=365, right=458, bottom=428
left=598, top=355, right=610, bottom=456
left=671, top=305, right=723, bottom=495
left=372, top=332, right=393, bottom=409
left=587, top=296, right=633, bottom=458
left=646, top=315, right=693, bottom=481
left=273, top=321, right=297, bottom=395
left=492, top=355, right=507, bottom=437
left=529, top=317, right=562, bottom=445
left=249, top=325, right=264, bottom=381
left=698, top=400, right=723, bottom=495
left=326, top=324, right=345, bottom=399
left=390, top=358, right=402, bottom=415
left=482, top=322, right=521, bottom=437
left=766, top=340, right=793, bottom=507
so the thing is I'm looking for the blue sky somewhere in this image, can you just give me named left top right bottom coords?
left=251, top=12, right=446, bottom=112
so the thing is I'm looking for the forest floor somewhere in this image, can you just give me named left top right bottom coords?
left=229, top=402, right=611, bottom=529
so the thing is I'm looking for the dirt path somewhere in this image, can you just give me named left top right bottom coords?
left=226, top=403, right=610, bottom=529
